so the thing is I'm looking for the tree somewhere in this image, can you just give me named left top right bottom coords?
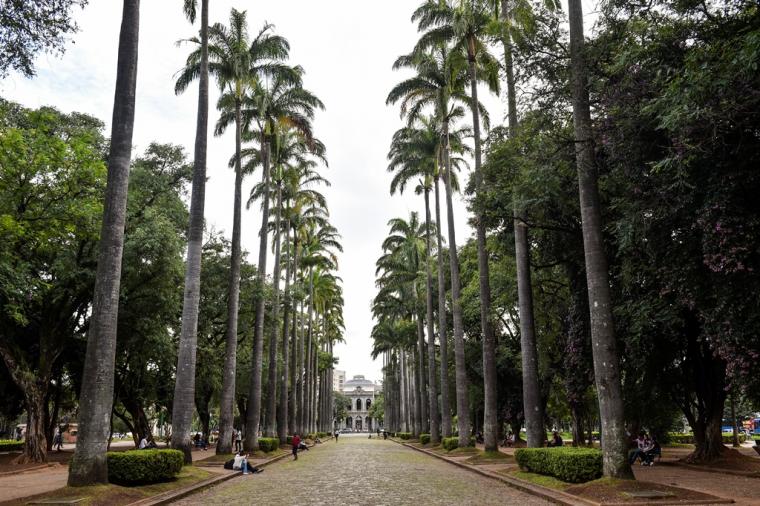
left=566, top=0, right=630, bottom=478
left=0, top=0, right=87, bottom=77
left=413, top=0, right=500, bottom=451
left=0, top=102, right=106, bottom=463
left=68, top=0, right=140, bottom=486
left=172, top=0, right=211, bottom=460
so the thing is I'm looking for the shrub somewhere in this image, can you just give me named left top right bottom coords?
left=442, top=437, right=459, bottom=451
left=0, top=440, right=24, bottom=451
left=668, top=433, right=746, bottom=445
left=257, top=437, right=280, bottom=453
left=420, top=434, right=431, bottom=445
left=515, top=447, right=602, bottom=483
left=107, top=449, right=184, bottom=485
left=397, top=432, right=412, bottom=440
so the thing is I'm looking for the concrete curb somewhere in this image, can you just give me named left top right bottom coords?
left=126, top=450, right=291, bottom=506
left=395, top=440, right=734, bottom=506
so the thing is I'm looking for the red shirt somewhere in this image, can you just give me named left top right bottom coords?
left=292, top=435, right=301, bottom=448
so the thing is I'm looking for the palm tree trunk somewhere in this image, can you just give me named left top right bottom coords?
left=278, top=210, right=292, bottom=442
left=423, top=188, right=440, bottom=443
left=399, top=350, right=407, bottom=432
left=467, top=36, right=498, bottom=453
left=442, top=119, right=470, bottom=447
left=500, top=0, right=544, bottom=449
left=68, top=0, right=140, bottom=486
left=567, top=0, right=631, bottom=479
left=296, top=297, right=305, bottom=434
left=433, top=175, right=451, bottom=438
left=303, top=268, right=314, bottom=433
left=415, top=309, right=428, bottom=434
left=289, top=238, right=299, bottom=435
left=246, top=140, right=271, bottom=451
left=266, top=184, right=284, bottom=437
left=412, top=343, right=422, bottom=436
left=216, top=97, right=244, bottom=457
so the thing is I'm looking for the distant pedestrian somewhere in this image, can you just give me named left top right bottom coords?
left=53, top=429, right=63, bottom=451
left=292, top=433, right=301, bottom=460
left=334, top=430, right=339, bottom=442
left=235, top=429, right=242, bottom=452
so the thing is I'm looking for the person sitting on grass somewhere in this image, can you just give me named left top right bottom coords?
left=547, top=431, right=563, bottom=447
left=233, top=451, right=250, bottom=474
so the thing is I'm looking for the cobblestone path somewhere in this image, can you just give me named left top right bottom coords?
left=171, top=435, right=551, bottom=505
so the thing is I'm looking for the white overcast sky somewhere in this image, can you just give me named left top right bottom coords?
left=1, top=0, right=597, bottom=384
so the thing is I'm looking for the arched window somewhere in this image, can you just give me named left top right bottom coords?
left=356, top=398, right=362, bottom=411
left=366, top=398, right=371, bottom=410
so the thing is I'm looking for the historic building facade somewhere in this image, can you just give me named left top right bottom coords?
left=339, top=375, right=379, bottom=432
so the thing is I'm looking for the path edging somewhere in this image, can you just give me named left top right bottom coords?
left=396, top=440, right=734, bottom=506
left=662, top=460, right=760, bottom=479
left=125, top=450, right=291, bottom=506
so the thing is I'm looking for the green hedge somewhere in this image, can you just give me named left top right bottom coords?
left=397, top=432, right=412, bottom=440
left=257, top=437, right=280, bottom=453
left=441, top=436, right=476, bottom=451
left=0, top=440, right=24, bottom=451
left=515, top=447, right=602, bottom=483
left=107, top=449, right=184, bottom=485
left=420, top=434, right=430, bottom=445
left=668, top=433, right=747, bottom=444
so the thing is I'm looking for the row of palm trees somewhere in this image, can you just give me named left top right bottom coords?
left=68, top=1, right=343, bottom=485
left=373, top=0, right=630, bottom=479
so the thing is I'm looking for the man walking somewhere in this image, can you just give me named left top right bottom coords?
left=292, top=433, right=301, bottom=460
left=334, top=429, right=339, bottom=442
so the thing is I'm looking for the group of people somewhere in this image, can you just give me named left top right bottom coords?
left=629, top=432, right=661, bottom=466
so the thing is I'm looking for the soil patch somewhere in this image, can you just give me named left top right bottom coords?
left=565, top=477, right=724, bottom=504
left=681, top=447, right=760, bottom=474
left=465, top=451, right=514, bottom=465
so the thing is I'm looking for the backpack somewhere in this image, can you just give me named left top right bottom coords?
left=224, top=459, right=235, bottom=470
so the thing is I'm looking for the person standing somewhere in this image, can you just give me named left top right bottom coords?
left=235, top=428, right=242, bottom=452
left=291, top=433, right=301, bottom=460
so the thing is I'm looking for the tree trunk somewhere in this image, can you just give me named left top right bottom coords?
left=278, top=211, right=292, bottom=442
left=567, top=0, right=632, bottom=479
left=423, top=189, right=440, bottom=443
left=730, top=394, right=739, bottom=447
left=303, top=268, right=314, bottom=434
left=266, top=184, right=283, bottom=438
left=442, top=119, right=470, bottom=447
left=433, top=176, right=451, bottom=438
left=289, top=239, right=300, bottom=435
left=246, top=140, right=271, bottom=451
left=467, top=36, right=498, bottom=453
left=414, top=317, right=425, bottom=436
left=296, top=298, right=305, bottom=434
left=68, top=0, right=140, bottom=486
left=217, top=96, right=243, bottom=456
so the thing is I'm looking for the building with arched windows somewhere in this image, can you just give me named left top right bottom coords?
left=339, top=375, right=380, bottom=432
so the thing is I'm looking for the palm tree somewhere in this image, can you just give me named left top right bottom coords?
left=493, top=0, right=545, bottom=448
left=67, top=0, right=140, bottom=486
left=240, top=69, right=325, bottom=448
left=413, top=0, right=500, bottom=451
left=567, top=0, right=631, bottom=478
left=170, top=0, right=212, bottom=459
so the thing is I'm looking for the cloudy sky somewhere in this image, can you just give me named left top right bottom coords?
left=1, top=0, right=595, bottom=384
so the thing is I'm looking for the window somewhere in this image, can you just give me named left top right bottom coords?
left=366, top=398, right=371, bottom=410
left=356, top=398, right=362, bottom=411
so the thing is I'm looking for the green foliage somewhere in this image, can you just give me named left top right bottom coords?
left=515, top=448, right=602, bottom=483
left=0, top=440, right=23, bottom=451
left=668, top=433, right=747, bottom=444
left=419, top=433, right=431, bottom=445
left=442, top=437, right=459, bottom=451
left=333, top=391, right=351, bottom=423
left=367, top=392, right=384, bottom=423
left=257, top=437, right=280, bottom=453
left=397, top=432, right=413, bottom=440
left=107, top=449, right=184, bottom=485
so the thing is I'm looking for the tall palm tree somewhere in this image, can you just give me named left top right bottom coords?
left=567, top=0, right=631, bottom=478
left=493, top=0, right=545, bottom=448
left=68, top=0, right=140, bottom=486
left=387, top=44, right=477, bottom=440
left=171, top=0, right=213, bottom=459
left=413, top=0, right=500, bottom=451
left=240, top=70, right=324, bottom=448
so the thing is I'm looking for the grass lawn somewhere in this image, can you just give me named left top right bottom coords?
left=464, top=450, right=514, bottom=465
left=506, top=469, right=570, bottom=490
left=7, top=466, right=214, bottom=506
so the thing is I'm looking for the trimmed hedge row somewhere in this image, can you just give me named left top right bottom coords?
left=441, top=436, right=475, bottom=451
left=397, top=432, right=413, bottom=440
left=107, top=449, right=184, bottom=485
left=668, top=433, right=747, bottom=444
left=0, top=440, right=24, bottom=451
left=515, top=447, right=602, bottom=483
left=420, top=434, right=430, bottom=445
left=257, top=437, right=280, bottom=453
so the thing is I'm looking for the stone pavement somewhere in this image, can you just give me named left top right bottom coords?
left=170, top=434, right=552, bottom=505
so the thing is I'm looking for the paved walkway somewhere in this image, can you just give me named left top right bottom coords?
left=171, top=434, right=551, bottom=506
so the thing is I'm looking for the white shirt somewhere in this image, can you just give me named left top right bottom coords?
left=139, top=438, right=148, bottom=449
left=233, top=454, right=246, bottom=470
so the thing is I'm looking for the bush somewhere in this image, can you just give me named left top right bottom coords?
left=420, top=433, right=430, bottom=445
left=0, top=440, right=24, bottom=451
left=442, top=437, right=459, bottom=451
left=107, top=449, right=184, bottom=485
left=257, top=437, right=280, bottom=453
left=515, top=447, right=602, bottom=483
left=668, top=433, right=746, bottom=445
left=397, top=432, right=412, bottom=440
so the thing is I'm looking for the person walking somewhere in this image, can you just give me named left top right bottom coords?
left=292, top=433, right=301, bottom=460
left=334, top=430, right=339, bottom=443
left=53, top=429, right=63, bottom=451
